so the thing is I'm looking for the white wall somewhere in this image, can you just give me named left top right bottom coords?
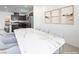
left=34, top=5, right=79, bottom=48
left=0, top=11, right=12, bottom=29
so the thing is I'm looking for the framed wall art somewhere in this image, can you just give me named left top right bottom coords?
left=45, top=11, right=51, bottom=23
left=44, top=5, right=74, bottom=25
left=61, top=6, right=74, bottom=24
left=51, top=9, right=60, bottom=24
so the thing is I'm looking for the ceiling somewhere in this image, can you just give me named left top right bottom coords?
left=0, top=5, right=33, bottom=14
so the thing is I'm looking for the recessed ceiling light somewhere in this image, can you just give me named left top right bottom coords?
left=20, top=9, right=24, bottom=12
left=20, top=9, right=27, bottom=12
left=23, top=5, right=28, bottom=8
left=4, top=6, right=7, bottom=8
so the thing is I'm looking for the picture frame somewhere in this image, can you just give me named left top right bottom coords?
left=61, top=6, right=74, bottom=24
left=51, top=9, right=60, bottom=24
left=45, top=11, right=51, bottom=23
left=44, top=5, right=74, bottom=25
